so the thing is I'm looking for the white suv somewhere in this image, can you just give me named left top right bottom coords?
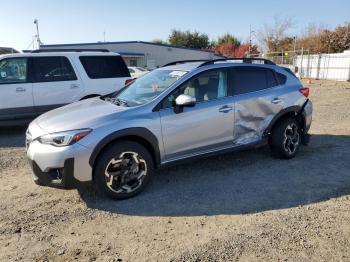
left=0, top=49, right=131, bottom=125
left=128, top=66, right=148, bottom=78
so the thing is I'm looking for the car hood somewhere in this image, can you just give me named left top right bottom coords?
left=36, top=97, right=128, bottom=133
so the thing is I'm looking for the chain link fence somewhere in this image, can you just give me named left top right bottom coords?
left=260, top=49, right=350, bottom=81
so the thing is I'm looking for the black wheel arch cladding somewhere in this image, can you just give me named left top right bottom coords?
left=89, top=127, right=161, bottom=170
left=265, top=100, right=309, bottom=136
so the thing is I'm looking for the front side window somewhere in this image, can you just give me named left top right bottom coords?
left=32, top=56, right=77, bottom=82
left=80, top=56, right=130, bottom=79
left=161, top=69, right=228, bottom=109
left=106, top=69, right=187, bottom=107
left=0, top=58, right=27, bottom=84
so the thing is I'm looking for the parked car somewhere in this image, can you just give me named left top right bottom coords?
left=0, top=49, right=131, bottom=125
left=26, top=58, right=312, bottom=199
left=128, top=66, right=148, bottom=78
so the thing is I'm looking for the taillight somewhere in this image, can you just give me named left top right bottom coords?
left=125, top=79, right=134, bottom=86
left=299, top=87, right=310, bottom=97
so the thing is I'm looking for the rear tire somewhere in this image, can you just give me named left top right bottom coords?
left=94, top=141, right=153, bottom=199
left=269, top=118, right=301, bottom=159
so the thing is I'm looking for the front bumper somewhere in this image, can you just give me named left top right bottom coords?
left=28, top=158, right=79, bottom=188
left=26, top=139, right=93, bottom=189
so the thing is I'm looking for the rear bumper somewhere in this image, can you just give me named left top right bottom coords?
left=302, top=99, right=313, bottom=133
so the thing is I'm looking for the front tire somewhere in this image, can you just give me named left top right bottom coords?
left=94, top=141, right=153, bottom=199
left=270, top=118, right=301, bottom=159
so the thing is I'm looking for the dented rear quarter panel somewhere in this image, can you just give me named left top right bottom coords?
left=232, top=68, right=307, bottom=145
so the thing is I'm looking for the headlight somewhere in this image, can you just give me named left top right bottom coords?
left=37, top=128, right=92, bottom=147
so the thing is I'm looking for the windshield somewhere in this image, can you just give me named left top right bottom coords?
left=108, top=69, right=187, bottom=107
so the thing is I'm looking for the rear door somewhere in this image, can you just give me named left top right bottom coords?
left=79, top=55, right=131, bottom=94
left=32, top=56, right=82, bottom=114
left=231, top=66, right=285, bottom=144
left=0, top=57, right=34, bottom=120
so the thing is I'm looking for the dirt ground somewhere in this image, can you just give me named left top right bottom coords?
left=1, top=80, right=350, bottom=262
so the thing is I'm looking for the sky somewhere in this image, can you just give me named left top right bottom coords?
left=1, top=0, right=349, bottom=51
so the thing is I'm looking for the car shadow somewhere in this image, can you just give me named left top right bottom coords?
left=0, top=126, right=27, bottom=147
left=79, top=134, right=350, bottom=216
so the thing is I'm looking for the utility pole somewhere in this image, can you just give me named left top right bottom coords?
left=33, top=19, right=42, bottom=49
left=249, top=25, right=254, bottom=57
left=293, top=36, right=297, bottom=55
left=346, top=23, right=350, bottom=49
left=293, top=36, right=297, bottom=67
left=103, top=31, right=106, bottom=43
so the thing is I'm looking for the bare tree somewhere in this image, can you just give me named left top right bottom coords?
left=296, top=23, right=329, bottom=53
left=257, top=15, right=295, bottom=52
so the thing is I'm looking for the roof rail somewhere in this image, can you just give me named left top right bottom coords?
left=163, top=59, right=209, bottom=67
left=198, top=57, right=275, bottom=67
left=31, top=48, right=110, bottom=53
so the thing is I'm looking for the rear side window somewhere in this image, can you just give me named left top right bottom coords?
left=80, top=56, right=130, bottom=79
left=266, top=69, right=278, bottom=88
left=276, top=72, right=287, bottom=85
left=32, top=56, right=77, bottom=82
left=0, top=58, right=28, bottom=84
left=232, top=67, right=278, bottom=95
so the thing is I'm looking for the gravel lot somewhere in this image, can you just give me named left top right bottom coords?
left=1, top=80, right=350, bottom=261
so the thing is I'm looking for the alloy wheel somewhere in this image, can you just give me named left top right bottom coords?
left=283, top=123, right=300, bottom=155
left=104, top=151, right=147, bottom=194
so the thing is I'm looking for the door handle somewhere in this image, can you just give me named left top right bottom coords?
left=70, top=84, right=79, bottom=89
left=219, top=105, right=233, bottom=113
left=16, top=87, right=26, bottom=92
left=271, top=98, right=282, bottom=104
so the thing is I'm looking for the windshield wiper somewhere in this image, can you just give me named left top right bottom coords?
left=104, top=97, right=129, bottom=107
left=115, top=98, right=129, bottom=106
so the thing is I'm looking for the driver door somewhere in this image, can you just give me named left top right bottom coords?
left=158, top=68, right=235, bottom=161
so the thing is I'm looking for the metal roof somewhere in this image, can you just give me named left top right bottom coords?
left=40, top=41, right=226, bottom=58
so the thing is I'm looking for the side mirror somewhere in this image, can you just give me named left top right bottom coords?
left=175, top=94, right=196, bottom=107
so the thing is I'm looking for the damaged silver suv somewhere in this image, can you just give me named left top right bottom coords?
left=26, top=58, right=312, bottom=199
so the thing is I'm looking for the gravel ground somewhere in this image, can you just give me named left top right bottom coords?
left=0, top=80, right=350, bottom=261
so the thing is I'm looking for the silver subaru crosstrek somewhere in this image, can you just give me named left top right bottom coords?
left=26, top=58, right=312, bottom=199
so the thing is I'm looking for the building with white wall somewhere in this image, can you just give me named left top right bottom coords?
left=39, top=41, right=225, bottom=69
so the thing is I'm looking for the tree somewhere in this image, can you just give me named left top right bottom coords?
left=216, top=33, right=240, bottom=47
left=325, top=23, right=350, bottom=53
left=152, top=39, right=167, bottom=45
left=293, top=22, right=349, bottom=54
left=211, top=42, right=236, bottom=57
left=235, top=43, right=259, bottom=57
left=258, top=15, right=295, bottom=52
left=296, top=23, right=330, bottom=53
left=168, top=29, right=209, bottom=49
left=211, top=42, right=259, bottom=57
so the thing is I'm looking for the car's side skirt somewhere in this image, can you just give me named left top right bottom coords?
left=160, top=138, right=268, bottom=168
